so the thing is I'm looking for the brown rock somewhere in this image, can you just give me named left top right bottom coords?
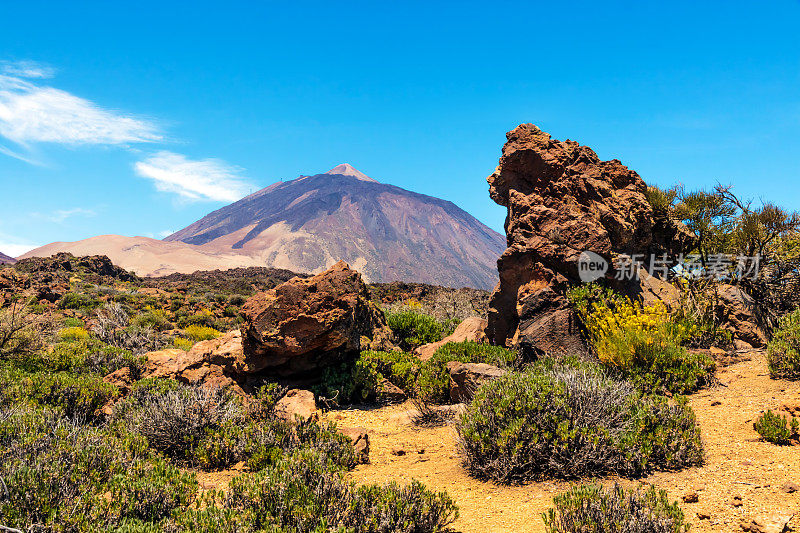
left=339, top=427, right=370, bottom=464
left=715, top=284, right=768, bottom=348
left=485, top=124, right=692, bottom=355
left=391, top=447, right=406, bottom=456
left=376, top=379, right=407, bottom=403
left=274, top=389, right=317, bottom=421
left=239, top=261, right=394, bottom=378
left=103, top=366, right=134, bottom=395
left=415, top=317, right=489, bottom=360
left=732, top=495, right=744, bottom=507
left=782, top=482, right=800, bottom=493
left=697, top=510, right=711, bottom=520
left=448, top=361, right=507, bottom=402
left=682, top=491, right=699, bottom=503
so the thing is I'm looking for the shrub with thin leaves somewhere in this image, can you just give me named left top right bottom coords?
left=456, top=363, right=703, bottom=482
left=386, top=309, right=448, bottom=351
left=754, top=409, right=798, bottom=444
left=768, top=309, right=800, bottom=379
left=543, top=483, right=690, bottom=533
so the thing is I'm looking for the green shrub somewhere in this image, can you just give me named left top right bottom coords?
left=543, top=483, right=690, bottom=533
left=768, top=309, right=800, bottom=379
left=63, top=316, right=85, bottom=328
left=754, top=409, right=798, bottom=445
left=0, top=365, right=118, bottom=419
left=132, top=308, right=172, bottom=331
left=184, top=324, right=222, bottom=342
left=0, top=303, right=45, bottom=361
left=178, top=311, right=216, bottom=328
left=25, top=339, right=144, bottom=377
left=456, top=364, right=703, bottom=483
left=57, top=292, right=100, bottom=310
left=386, top=309, right=447, bottom=351
left=416, top=341, right=517, bottom=402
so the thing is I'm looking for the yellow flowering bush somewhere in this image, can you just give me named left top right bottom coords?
left=569, top=285, right=715, bottom=394
left=183, top=325, right=222, bottom=342
left=59, top=326, right=90, bottom=342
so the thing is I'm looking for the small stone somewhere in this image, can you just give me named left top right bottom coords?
left=732, top=495, right=744, bottom=507
left=682, top=492, right=699, bottom=503
left=697, top=510, right=711, bottom=520
left=417, top=448, right=425, bottom=454
left=391, top=447, right=406, bottom=456
left=782, top=482, right=800, bottom=493
left=711, top=400, right=722, bottom=406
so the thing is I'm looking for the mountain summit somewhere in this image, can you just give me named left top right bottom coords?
left=324, top=163, right=377, bottom=182
left=164, top=167, right=504, bottom=289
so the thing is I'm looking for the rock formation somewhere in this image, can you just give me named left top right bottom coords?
left=415, top=317, right=489, bottom=360
left=486, top=124, right=692, bottom=354
left=239, top=260, right=394, bottom=379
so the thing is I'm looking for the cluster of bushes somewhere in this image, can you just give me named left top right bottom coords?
left=455, top=361, right=703, bottom=482
left=568, top=285, right=716, bottom=395
left=318, top=341, right=519, bottom=405
left=0, top=376, right=459, bottom=532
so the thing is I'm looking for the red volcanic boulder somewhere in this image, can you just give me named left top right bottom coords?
left=239, top=261, right=394, bottom=378
left=486, top=124, right=692, bottom=355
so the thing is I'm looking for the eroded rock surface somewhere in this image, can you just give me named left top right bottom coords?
left=240, top=260, right=394, bottom=378
left=486, top=124, right=691, bottom=354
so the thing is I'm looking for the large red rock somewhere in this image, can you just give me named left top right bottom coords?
left=715, top=284, right=768, bottom=347
left=239, top=261, right=394, bottom=378
left=486, top=124, right=691, bottom=355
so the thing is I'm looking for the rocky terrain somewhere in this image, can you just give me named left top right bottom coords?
left=23, top=164, right=505, bottom=290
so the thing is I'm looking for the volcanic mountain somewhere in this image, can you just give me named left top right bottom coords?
left=0, top=251, right=16, bottom=264
left=164, top=164, right=505, bottom=289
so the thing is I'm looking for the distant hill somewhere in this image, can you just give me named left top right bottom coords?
left=0, top=251, right=16, bottom=264
left=24, top=164, right=505, bottom=289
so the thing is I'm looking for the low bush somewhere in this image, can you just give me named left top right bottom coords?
left=184, top=324, right=222, bottom=342
left=754, top=409, right=798, bottom=445
left=112, top=382, right=242, bottom=460
left=0, top=303, right=45, bottom=361
left=386, top=308, right=448, bottom=351
left=569, top=286, right=715, bottom=394
left=0, top=405, right=198, bottom=531
left=0, top=365, right=118, bottom=419
left=223, top=449, right=458, bottom=532
left=173, top=337, right=194, bottom=351
left=57, top=292, right=100, bottom=310
left=456, top=363, right=703, bottom=483
left=178, top=310, right=216, bottom=329
left=543, top=483, right=690, bottom=533
left=767, top=309, right=800, bottom=379
left=416, top=341, right=518, bottom=402
left=132, top=307, right=172, bottom=331
left=15, top=338, right=144, bottom=377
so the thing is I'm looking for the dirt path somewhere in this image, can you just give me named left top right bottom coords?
left=326, top=352, right=800, bottom=532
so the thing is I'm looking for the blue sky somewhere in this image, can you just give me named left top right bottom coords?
left=1, top=1, right=799, bottom=256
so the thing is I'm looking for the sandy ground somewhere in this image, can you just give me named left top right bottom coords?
left=323, top=351, right=800, bottom=533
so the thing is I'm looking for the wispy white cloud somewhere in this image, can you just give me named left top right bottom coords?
left=31, top=207, right=97, bottom=223
left=0, top=60, right=161, bottom=153
left=158, top=229, right=175, bottom=238
left=134, top=151, right=252, bottom=202
left=0, top=60, right=56, bottom=79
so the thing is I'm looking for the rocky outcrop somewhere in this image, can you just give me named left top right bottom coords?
left=415, top=317, right=489, bottom=360
left=486, top=124, right=692, bottom=354
left=240, top=261, right=394, bottom=379
left=715, top=284, right=768, bottom=348
left=447, top=361, right=507, bottom=402
left=141, top=331, right=246, bottom=395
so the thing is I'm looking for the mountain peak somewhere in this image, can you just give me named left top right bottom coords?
left=324, top=163, right=377, bottom=182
